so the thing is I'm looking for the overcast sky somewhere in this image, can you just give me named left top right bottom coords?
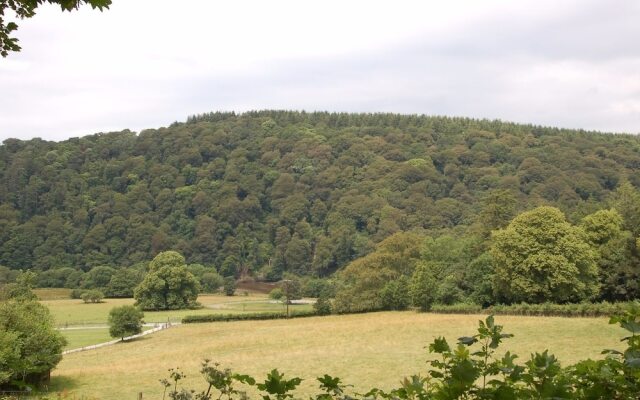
left=0, top=0, right=639, bottom=141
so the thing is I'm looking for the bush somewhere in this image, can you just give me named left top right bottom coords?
left=313, top=294, right=332, bottom=316
left=201, top=272, right=224, bottom=293
left=269, top=288, right=284, bottom=300
left=81, top=289, right=104, bottom=303
left=69, top=288, right=85, bottom=299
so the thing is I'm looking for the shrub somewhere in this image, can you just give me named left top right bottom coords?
left=313, top=294, right=332, bottom=316
left=269, top=288, right=284, bottom=300
left=201, top=272, right=224, bottom=293
left=81, top=289, right=104, bottom=303
left=69, top=288, right=85, bottom=299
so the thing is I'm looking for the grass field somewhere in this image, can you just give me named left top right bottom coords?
left=60, top=327, right=155, bottom=350
left=60, top=328, right=113, bottom=350
left=44, top=294, right=312, bottom=327
left=51, top=312, right=625, bottom=400
left=34, top=288, right=73, bottom=300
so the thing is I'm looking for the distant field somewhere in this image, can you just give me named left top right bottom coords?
left=44, top=294, right=312, bottom=327
left=52, top=312, right=625, bottom=400
left=34, top=288, right=73, bottom=300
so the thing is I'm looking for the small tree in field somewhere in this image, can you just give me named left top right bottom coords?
left=81, top=289, right=104, bottom=303
left=108, top=305, right=144, bottom=341
left=281, top=279, right=302, bottom=317
left=223, top=276, right=236, bottom=296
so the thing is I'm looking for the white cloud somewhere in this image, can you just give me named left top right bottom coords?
left=0, top=0, right=638, bottom=141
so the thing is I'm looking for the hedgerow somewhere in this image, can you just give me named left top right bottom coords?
left=182, top=310, right=317, bottom=324
left=430, top=301, right=638, bottom=317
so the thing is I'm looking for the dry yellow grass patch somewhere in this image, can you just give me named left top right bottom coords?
left=52, top=312, right=624, bottom=400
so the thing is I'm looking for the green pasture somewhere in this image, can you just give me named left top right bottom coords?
left=59, top=328, right=112, bottom=350
left=60, top=326, right=154, bottom=350
left=52, top=312, right=625, bottom=400
left=43, top=293, right=311, bottom=327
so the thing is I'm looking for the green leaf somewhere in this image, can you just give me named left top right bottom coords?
left=429, top=337, right=450, bottom=354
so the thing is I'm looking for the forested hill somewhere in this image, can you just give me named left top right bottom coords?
left=1, top=111, right=639, bottom=277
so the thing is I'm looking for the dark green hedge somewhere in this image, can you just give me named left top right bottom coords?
left=182, top=310, right=317, bottom=323
left=430, top=301, right=639, bottom=317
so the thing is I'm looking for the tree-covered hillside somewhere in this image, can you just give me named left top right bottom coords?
left=1, top=111, right=639, bottom=280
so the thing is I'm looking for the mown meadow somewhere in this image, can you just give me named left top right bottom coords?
left=51, top=312, right=624, bottom=400
left=40, top=292, right=312, bottom=349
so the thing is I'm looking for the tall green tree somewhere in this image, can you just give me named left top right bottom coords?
left=580, top=209, right=638, bottom=301
left=491, top=207, right=599, bottom=303
left=410, top=263, right=438, bottom=311
left=134, top=251, right=200, bottom=310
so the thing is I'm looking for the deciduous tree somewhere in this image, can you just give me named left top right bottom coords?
left=491, top=207, right=598, bottom=303
left=108, top=305, right=144, bottom=341
left=134, top=251, right=200, bottom=310
left=0, top=300, right=66, bottom=385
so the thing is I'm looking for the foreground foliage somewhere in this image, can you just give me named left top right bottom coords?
left=162, top=307, right=640, bottom=400
left=0, top=300, right=66, bottom=387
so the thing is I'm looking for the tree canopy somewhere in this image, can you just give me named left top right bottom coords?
left=491, top=206, right=599, bottom=304
left=133, top=251, right=199, bottom=310
left=0, top=111, right=639, bottom=294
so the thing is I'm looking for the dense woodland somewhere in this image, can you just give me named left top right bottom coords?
left=1, top=111, right=640, bottom=304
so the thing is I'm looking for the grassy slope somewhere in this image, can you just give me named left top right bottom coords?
left=52, top=312, right=624, bottom=400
